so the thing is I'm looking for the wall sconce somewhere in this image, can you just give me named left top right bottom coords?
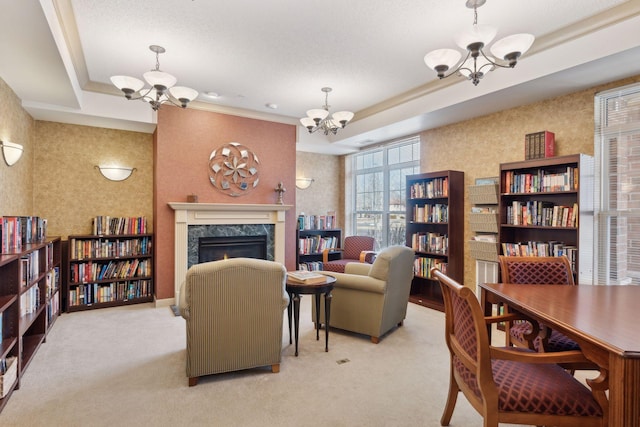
left=295, top=177, right=315, bottom=190
left=1, top=140, right=24, bottom=166
left=96, top=165, right=136, bottom=181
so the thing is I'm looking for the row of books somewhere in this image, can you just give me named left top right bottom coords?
left=45, top=267, right=60, bottom=299
left=506, top=202, right=578, bottom=228
left=69, top=236, right=152, bottom=260
left=524, top=130, right=555, bottom=160
left=20, top=286, right=40, bottom=317
left=297, top=212, right=337, bottom=230
left=297, top=261, right=324, bottom=271
left=46, top=292, right=59, bottom=324
left=298, top=235, right=338, bottom=255
left=503, top=167, right=578, bottom=194
left=68, top=279, right=152, bottom=306
left=410, top=232, right=448, bottom=254
left=501, top=241, right=577, bottom=263
left=412, top=204, right=448, bottom=223
left=0, top=216, right=47, bottom=253
left=92, top=216, right=148, bottom=235
left=19, top=251, right=40, bottom=288
left=413, top=257, right=447, bottom=279
left=69, top=259, right=152, bottom=283
left=409, top=177, right=449, bottom=199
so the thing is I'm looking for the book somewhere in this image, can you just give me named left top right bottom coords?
left=287, top=271, right=327, bottom=284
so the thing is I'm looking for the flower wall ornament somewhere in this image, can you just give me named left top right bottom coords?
left=208, top=142, right=260, bottom=196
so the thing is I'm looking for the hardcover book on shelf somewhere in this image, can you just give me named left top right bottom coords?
left=287, top=271, right=327, bottom=284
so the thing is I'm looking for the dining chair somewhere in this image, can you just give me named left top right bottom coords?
left=432, top=268, right=608, bottom=427
left=322, top=235, right=376, bottom=273
left=498, top=255, right=581, bottom=353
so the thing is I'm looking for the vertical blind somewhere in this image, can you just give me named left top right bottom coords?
left=594, top=82, right=640, bottom=285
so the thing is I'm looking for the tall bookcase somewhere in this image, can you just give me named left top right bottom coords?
left=65, top=234, right=153, bottom=312
left=0, top=236, right=61, bottom=412
left=499, top=154, right=594, bottom=283
left=296, top=229, right=341, bottom=270
left=406, top=170, right=464, bottom=311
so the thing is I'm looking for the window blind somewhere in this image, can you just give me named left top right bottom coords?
left=594, top=82, right=640, bottom=284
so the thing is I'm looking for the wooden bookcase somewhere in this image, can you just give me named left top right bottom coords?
left=406, top=170, right=464, bottom=311
left=65, top=234, right=153, bottom=312
left=296, top=229, right=342, bottom=270
left=0, top=236, right=61, bottom=412
left=499, top=154, right=595, bottom=283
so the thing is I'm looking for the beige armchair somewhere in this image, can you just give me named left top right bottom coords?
left=179, top=257, right=289, bottom=386
left=313, top=245, right=415, bottom=343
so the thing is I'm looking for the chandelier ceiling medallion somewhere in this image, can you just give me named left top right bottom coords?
left=423, top=0, right=535, bottom=86
left=111, top=45, right=198, bottom=111
left=300, top=87, right=354, bottom=135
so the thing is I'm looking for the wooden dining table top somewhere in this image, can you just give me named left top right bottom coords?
left=480, top=282, right=640, bottom=359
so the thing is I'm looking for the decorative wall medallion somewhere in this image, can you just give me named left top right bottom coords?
left=208, top=142, right=260, bottom=197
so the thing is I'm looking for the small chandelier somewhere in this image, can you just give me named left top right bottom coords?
left=424, top=0, right=535, bottom=86
left=111, top=45, right=198, bottom=111
left=300, top=87, right=354, bottom=135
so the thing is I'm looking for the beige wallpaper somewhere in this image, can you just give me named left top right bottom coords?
left=0, top=78, right=35, bottom=215
left=33, top=121, right=153, bottom=239
left=421, top=74, right=640, bottom=287
left=296, top=151, right=342, bottom=227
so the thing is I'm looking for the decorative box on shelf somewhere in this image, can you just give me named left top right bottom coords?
left=0, top=357, right=17, bottom=398
left=469, top=212, right=499, bottom=233
left=469, top=240, right=500, bottom=263
left=468, top=184, right=499, bottom=205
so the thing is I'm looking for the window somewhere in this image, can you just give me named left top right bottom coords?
left=350, top=137, right=420, bottom=249
left=594, top=82, right=640, bottom=284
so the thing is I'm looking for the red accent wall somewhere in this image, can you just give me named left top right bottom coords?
left=154, top=106, right=297, bottom=300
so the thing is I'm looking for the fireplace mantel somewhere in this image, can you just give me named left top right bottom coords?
left=168, top=202, right=292, bottom=304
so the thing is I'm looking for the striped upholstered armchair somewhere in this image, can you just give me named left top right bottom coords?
left=179, top=257, right=289, bottom=386
left=322, top=235, right=376, bottom=273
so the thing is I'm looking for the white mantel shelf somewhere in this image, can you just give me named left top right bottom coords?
left=168, top=202, right=292, bottom=305
left=168, top=202, right=293, bottom=212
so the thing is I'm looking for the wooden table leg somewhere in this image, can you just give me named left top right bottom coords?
left=314, top=294, right=321, bottom=341
left=287, top=291, right=293, bottom=345
left=324, top=291, right=332, bottom=352
left=293, top=293, right=301, bottom=357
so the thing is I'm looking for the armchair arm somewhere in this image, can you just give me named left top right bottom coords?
left=323, top=247, right=344, bottom=263
left=490, top=346, right=593, bottom=365
left=359, top=250, right=377, bottom=263
left=179, top=280, right=190, bottom=320
left=344, top=262, right=372, bottom=276
left=322, top=271, right=386, bottom=294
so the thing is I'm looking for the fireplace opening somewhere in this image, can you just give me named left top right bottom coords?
left=198, top=235, right=267, bottom=263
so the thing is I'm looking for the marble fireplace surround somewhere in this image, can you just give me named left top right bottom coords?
left=169, top=203, right=292, bottom=305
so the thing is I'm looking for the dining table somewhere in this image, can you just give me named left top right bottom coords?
left=480, top=282, right=640, bottom=427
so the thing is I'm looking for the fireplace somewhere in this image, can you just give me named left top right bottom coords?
left=169, top=203, right=292, bottom=305
left=198, top=235, right=267, bottom=263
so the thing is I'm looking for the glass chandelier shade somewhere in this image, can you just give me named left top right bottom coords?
left=111, top=45, right=198, bottom=110
left=300, top=87, right=354, bottom=135
left=424, top=1, right=534, bottom=86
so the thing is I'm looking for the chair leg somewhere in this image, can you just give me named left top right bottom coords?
left=440, top=369, right=459, bottom=426
left=370, top=336, right=380, bottom=344
left=188, top=377, right=198, bottom=387
left=271, top=364, right=280, bottom=373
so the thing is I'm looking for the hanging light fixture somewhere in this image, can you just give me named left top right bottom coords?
left=300, top=87, right=354, bottom=135
left=423, top=0, right=534, bottom=86
left=111, top=45, right=198, bottom=111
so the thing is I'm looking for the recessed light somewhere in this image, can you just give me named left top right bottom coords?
left=265, top=103, right=278, bottom=109
left=204, top=91, right=219, bottom=98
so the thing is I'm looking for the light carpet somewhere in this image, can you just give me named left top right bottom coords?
left=1, top=298, right=554, bottom=426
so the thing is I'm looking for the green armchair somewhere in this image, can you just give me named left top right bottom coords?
left=313, top=245, right=415, bottom=343
left=179, top=257, right=289, bottom=386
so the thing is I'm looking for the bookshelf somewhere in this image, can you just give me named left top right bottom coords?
left=468, top=180, right=500, bottom=294
left=499, top=154, right=595, bottom=283
left=0, top=236, right=61, bottom=412
left=296, top=229, right=341, bottom=270
left=65, top=233, right=153, bottom=312
left=406, top=170, right=464, bottom=311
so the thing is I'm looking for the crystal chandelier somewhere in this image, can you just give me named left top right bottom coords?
left=300, top=87, right=354, bottom=135
left=423, top=0, right=535, bottom=86
left=111, top=45, right=198, bottom=111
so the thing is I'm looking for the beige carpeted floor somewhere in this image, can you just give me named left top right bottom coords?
left=0, top=298, right=581, bottom=426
